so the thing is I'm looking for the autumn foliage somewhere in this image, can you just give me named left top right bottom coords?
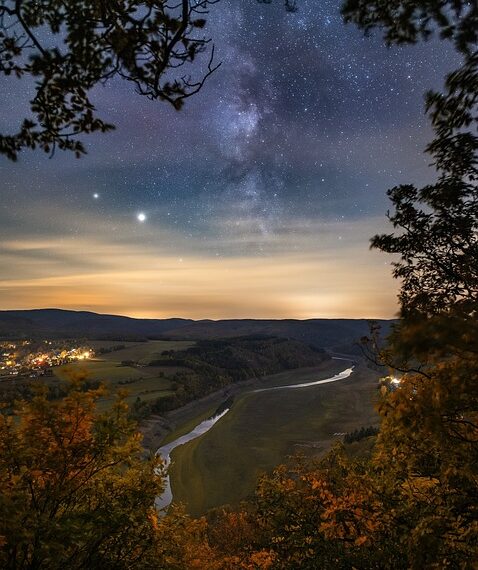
left=0, top=381, right=163, bottom=569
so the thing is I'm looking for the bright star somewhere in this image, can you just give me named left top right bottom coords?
left=137, top=212, right=146, bottom=222
left=93, top=193, right=99, bottom=199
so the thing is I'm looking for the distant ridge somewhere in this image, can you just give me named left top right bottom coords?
left=0, top=309, right=193, bottom=340
left=0, top=309, right=395, bottom=350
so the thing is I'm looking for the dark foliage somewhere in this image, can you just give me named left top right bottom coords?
left=370, top=52, right=478, bottom=321
left=342, top=0, right=478, bottom=55
left=340, top=1, right=478, bottom=330
left=343, top=425, right=379, bottom=444
left=0, top=0, right=220, bottom=160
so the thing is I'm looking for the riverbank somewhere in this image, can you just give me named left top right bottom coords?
left=168, top=361, right=380, bottom=515
left=140, top=359, right=346, bottom=453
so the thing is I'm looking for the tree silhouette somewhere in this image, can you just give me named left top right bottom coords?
left=0, top=0, right=220, bottom=160
left=347, top=1, right=478, bottom=564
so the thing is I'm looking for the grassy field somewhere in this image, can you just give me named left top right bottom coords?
left=168, top=362, right=380, bottom=516
left=156, top=360, right=347, bottom=446
left=53, top=340, right=194, bottom=410
left=99, top=340, right=193, bottom=364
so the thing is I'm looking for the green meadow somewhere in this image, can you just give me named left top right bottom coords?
left=98, top=340, right=193, bottom=364
left=158, top=360, right=346, bottom=445
left=167, top=362, right=380, bottom=516
left=53, top=340, right=194, bottom=410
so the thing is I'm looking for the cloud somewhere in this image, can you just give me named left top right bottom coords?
left=0, top=202, right=397, bottom=318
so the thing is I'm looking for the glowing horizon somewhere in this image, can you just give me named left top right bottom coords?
left=0, top=1, right=452, bottom=321
left=0, top=205, right=398, bottom=320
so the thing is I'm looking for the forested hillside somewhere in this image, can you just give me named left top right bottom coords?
left=0, top=308, right=393, bottom=350
left=133, top=336, right=329, bottom=416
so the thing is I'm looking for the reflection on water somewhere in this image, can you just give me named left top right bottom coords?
left=253, top=367, right=354, bottom=393
left=156, top=409, right=230, bottom=511
left=156, top=365, right=354, bottom=510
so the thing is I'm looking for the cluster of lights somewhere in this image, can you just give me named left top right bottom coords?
left=0, top=341, right=94, bottom=377
left=379, top=375, right=402, bottom=391
left=73, top=350, right=91, bottom=360
left=1, top=344, right=18, bottom=372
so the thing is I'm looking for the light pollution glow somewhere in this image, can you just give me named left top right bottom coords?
left=0, top=205, right=398, bottom=320
left=0, top=0, right=456, bottom=322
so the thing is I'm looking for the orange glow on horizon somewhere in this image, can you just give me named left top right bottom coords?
left=0, top=211, right=399, bottom=320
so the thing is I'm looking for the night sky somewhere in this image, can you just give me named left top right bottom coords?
left=0, top=1, right=457, bottom=319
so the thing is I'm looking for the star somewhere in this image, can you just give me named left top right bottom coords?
left=0, top=0, right=457, bottom=320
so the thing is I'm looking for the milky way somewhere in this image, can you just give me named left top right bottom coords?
left=0, top=1, right=458, bottom=318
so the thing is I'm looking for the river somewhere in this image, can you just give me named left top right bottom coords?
left=156, top=365, right=354, bottom=511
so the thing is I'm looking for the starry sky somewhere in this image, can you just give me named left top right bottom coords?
left=0, top=0, right=458, bottom=319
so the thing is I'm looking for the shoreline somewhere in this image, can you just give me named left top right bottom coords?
left=140, top=358, right=344, bottom=453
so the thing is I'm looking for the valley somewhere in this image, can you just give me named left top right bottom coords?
left=0, top=312, right=383, bottom=519
left=163, top=360, right=380, bottom=515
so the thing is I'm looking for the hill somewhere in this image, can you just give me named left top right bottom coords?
left=162, top=318, right=393, bottom=350
left=134, top=335, right=330, bottom=417
left=0, top=309, right=394, bottom=350
left=0, top=309, right=192, bottom=340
